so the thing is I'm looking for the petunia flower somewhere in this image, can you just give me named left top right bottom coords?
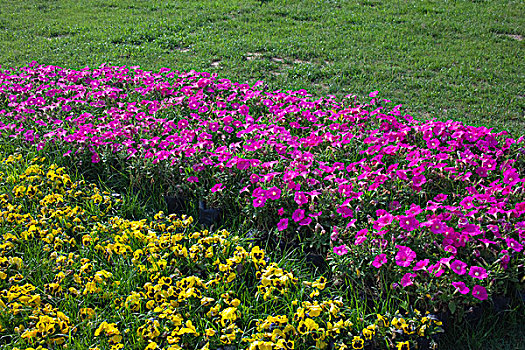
left=400, top=273, right=416, bottom=287
left=277, top=218, right=288, bottom=231
left=472, top=285, right=488, bottom=301
left=372, top=254, right=387, bottom=268
left=395, top=246, right=416, bottom=267
left=398, top=215, right=419, bottom=232
left=333, top=245, right=349, bottom=256
left=451, top=281, right=470, bottom=295
left=211, top=183, right=224, bottom=192
left=450, top=259, right=467, bottom=275
left=267, top=187, right=281, bottom=200
left=292, top=209, right=305, bottom=222
left=469, top=266, right=488, bottom=280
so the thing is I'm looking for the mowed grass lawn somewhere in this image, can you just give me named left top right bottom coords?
left=0, top=1, right=524, bottom=350
left=0, top=0, right=523, bottom=134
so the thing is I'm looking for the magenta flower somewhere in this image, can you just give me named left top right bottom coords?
left=211, top=183, right=224, bottom=193
left=237, top=158, right=251, bottom=170
left=412, top=174, right=427, bottom=187
left=267, top=187, right=282, bottom=200
left=187, top=176, right=199, bottom=183
left=434, top=193, right=448, bottom=202
left=427, top=263, right=445, bottom=277
left=469, top=266, right=488, bottom=280
left=299, top=217, right=312, bottom=226
left=277, top=207, right=285, bottom=216
left=294, top=192, right=308, bottom=206
left=292, top=209, right=305, bottom=222
left=277, top=218, right=288, bottom=231
left=372, top=254, right=387, bottom=268
left=476, top=167, right=488, bottom=177
left=450, top=259, right=467, bottom=275
left=398, top=215, right=419, bottom=232
left=430, top=219, right=447, bottom=234
left=472, top=285, right=488, bottom=301
left=91, top=152, right=101, bottom=163
left=405, top=204, right=422, bottom=216
left=503, top=168, right=520, bottom=186
left=400, top=273, right=416, bottom=287
left=249, top=174, right=260, bottom=183
left=333, top=244, right=349, bottom=256
left=253, top=197, right=267, bottom=208
left=413, top=259, right=429, bottom=271
left=336, top=205, right=353, bottom=218
left=506, top=237, right=523, bottom=252
left=395, top=246, right=416, bottom=267
left=451, top=281, right=470, bottom=295
left=354, top=235, right=367, bottom=245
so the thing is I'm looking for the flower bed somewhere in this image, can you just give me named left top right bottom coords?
left=0, top=155, right=443, bottom=349
left=0, top=62, right=524, bottom=321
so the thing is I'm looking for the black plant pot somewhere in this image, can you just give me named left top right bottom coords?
left=198, top=200, right=222, bottom=228
left=164, top=195, right=190, bottom=216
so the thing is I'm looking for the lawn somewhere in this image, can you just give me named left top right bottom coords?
left=0, top=1, right=524, bottom=350
left=0, top=0, right=523, bottom=134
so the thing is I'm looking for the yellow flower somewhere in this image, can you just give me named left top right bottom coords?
left=396, top=341, right=410, bottom=350
left=376, top=314, right=389, bottom=327
left=177, top=320, right=198, bottom=336
left=352, top=336, right=364, bottom=349
left=145, top=342, right=158, bottom=350
left=220, top=307, right=239, bottom=326
left=80, top=308, right=96, bottom=320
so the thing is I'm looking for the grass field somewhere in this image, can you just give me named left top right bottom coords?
left=0, top=0, right=523, bottom=134
left=0, top=1, right=524, bottom=349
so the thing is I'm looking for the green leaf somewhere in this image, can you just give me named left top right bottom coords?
left=449, top=300, right=457, bottom=314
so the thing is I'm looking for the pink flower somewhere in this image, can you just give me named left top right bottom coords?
left=503, top=168, right=520, bottom=186
left=237, top=158, right=251, bottom=170
left=476, top=167, right=488, bottom=177
left=91, top=152, right=101, bottom=163
left=405, top=204, right=422, bottom=216
left=249, top=174, right=260, bottom=183
left=336, top=205, right=353, bottom=218
left=354, top=235, right=367, bottom=245
left=450, top=259, right=467, bottom=275
left=469, top=266, right=488, bottom=280
left=294, top=192, right=308, bottom=206
left=434, top=193, right=448, bottom=202
left=472, top=285, right=488, bottom=301
left=187, top=176, right=199, bottom=183
left=400, top=273, right=416, bottom=287
left=430, top=219, right=447, bottom=234
left=267, top=187, right=282, bottom=200
left=211, top=183, right=224, bottom=193
left=427, top=263, right=445, bottom=277
left=277, top=218, right=288, bottom=231
left=372, top=254, right=387, bottom=268
left=253, top=197, right=267, bottom=208
left=398, top=215, right=419, bottom=232
left=412, top=174, right=427, bottom=187
left=299, top=217, right=312, bottom=226
left=413, top=259, right=429, bottom=271
left=506, top=237, right=523, bottom=252
left=395, top=246, right=416, bottom=267
left=277, top=207, right=285, bottom=216
left=292, top=209, right=305, bottom=222
left=451, top=281, right=470, bottom=295
left=333, top=245, right=349, bottom=256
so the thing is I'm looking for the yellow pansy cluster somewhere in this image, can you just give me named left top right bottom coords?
left=0, top=154, right=442, bottom=349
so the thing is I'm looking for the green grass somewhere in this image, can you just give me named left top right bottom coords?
left=0, top=0, right=523, bottom=135
left=0, top=1, right=524, bottom=349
